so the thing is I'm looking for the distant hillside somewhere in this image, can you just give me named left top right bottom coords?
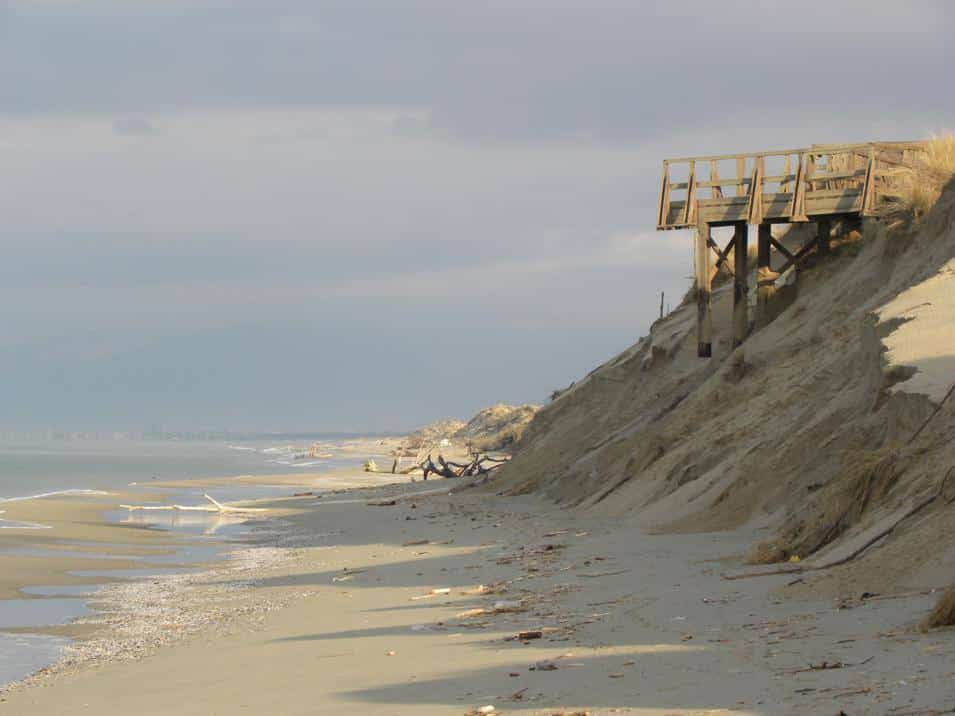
left=404, top=418, right=467, bottom=451
left=453, top=403, right=539, bottom=452
left=406, top=403, right=539, bottom=455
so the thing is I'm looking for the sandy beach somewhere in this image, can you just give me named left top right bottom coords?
left=2, top=467, right=954, bottom=715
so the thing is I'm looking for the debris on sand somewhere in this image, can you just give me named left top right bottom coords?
left=410, top=587, right=451, bottom=601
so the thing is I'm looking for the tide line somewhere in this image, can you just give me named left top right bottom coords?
left=0, top=489, right=112, bottom=504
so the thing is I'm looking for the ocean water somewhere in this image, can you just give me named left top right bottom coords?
left=0, top=435, right=384, bottom=688
left=0, top=437, right=380, bottom=501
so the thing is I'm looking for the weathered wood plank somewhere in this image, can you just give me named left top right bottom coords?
left=806, top=170, right=866, bottom=183
left=681, top=161, right=697, bottom=226
left=746, top=161, right=763, bottom=224
left=657, top=141, right=927, bottom=229
left=710, top=160, right=723, bottom=199
left=658, top=163, right=671, bottom=228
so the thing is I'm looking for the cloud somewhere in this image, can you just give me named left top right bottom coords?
left=1, top=1, right=953, bottom=430
left=111, top=116, right=159, bottom=136
left=0, top=1, right=952, bottom=144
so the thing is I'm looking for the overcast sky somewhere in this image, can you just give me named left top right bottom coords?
left=2, top=0, right=953, bottom=433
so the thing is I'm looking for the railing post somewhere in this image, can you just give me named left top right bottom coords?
left=733, top=222, right=749, bottom=348
left=658, top=162, right=671, bottom=227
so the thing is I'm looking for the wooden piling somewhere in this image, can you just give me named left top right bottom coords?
left=817, top=218, right=831, bottom=255
left=732, top=222, right=749, bottom=347
left=756, top=223, right=775, bottom=329
left=696, top=220, right=713, bottom=357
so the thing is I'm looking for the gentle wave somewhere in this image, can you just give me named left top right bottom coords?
left=0, top=517, right=52, bottom=530
left=0, top=489, right=112, bottom=504
left=269, top=459, right=326, bottom=467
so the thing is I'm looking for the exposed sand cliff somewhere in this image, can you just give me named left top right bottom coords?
left=497, top=181, right=955, bottom=598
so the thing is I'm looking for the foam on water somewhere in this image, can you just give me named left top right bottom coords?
left=20, top=585, right=101, bottom=598
left=0, top=489, right=111, bottom=503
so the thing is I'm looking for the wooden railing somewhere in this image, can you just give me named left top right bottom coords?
left=657, top=141, right=926, bottom=230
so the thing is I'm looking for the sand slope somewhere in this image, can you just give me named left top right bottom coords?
left=497, top=185, right=955, bottom=595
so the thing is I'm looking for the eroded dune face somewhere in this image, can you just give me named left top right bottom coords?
left=496, top=187, right=955, bottom=593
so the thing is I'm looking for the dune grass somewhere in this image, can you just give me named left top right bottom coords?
left=884, top=134, right=955, bottom=231
left=749, top=449, right=901, bottom=564
left=921, top=584, right=955, bottom=631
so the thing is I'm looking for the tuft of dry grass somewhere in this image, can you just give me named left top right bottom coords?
left=921, top=584, right=955, bottom=631
left=748, top=448, right=901, bottom=564
left=924, top=133, right=955, bottom=178
left=884, top=134, right=955, bottom=231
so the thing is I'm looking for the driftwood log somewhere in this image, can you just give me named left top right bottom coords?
left=413, top=453, right=509, bottom=480
left=120, top=493, right=269, bottom=514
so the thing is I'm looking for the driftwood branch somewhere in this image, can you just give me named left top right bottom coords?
left=120, top=493, right=269, bottom=514
left=414, top=453, right=510, bottom=480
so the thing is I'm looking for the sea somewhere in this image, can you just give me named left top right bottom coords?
left=0, top=436, right=383, bottom=501
left=0, top=435, right=386, bottom=688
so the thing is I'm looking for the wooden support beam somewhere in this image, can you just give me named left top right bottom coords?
left=732, top=222, right=749, bottom=348
left=817, top=217, right=831, bottom=256
left=776, top=231, right=822, bottom=275
left=769, top=237, right=797, bottom=266
left=707, top=235, right=734, bottom=277
left=756, top=223, right=775, bottom=329
left=696, top=220, right=713, bottom=358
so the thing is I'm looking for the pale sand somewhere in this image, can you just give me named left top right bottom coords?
left=877, top=256, right=955, bottom=402
left=3, top=476, right=955, bottom=714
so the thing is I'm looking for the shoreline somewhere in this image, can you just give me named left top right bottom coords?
left=0, top=438, right=404, bottom=690
left=3, top=471, right=955, bottom=713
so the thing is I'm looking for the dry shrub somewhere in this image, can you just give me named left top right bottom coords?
left=747, top=540, right=788, bottom=565
left=748, top=449, right=901, bottom=564
left=920, top=584, right=955, bottom=631
left=884, top=134, right=955, bottom=231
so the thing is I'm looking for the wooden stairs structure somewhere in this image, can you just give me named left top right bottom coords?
left=656, top=141, right=927, bottom=357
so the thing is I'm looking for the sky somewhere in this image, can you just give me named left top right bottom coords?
left=2, top=0, right=953, bottom=433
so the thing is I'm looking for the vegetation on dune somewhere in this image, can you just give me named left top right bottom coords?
left=405, top=403, right=539, bottom=455
left=884, top=133, right=955, bottom=231
left=749, top=449, right=901, bottom=564
left=922, top=584, right=955, bottom=631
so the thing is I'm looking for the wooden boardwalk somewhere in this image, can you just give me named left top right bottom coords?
left=656, top=141, right=926, bottom=356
